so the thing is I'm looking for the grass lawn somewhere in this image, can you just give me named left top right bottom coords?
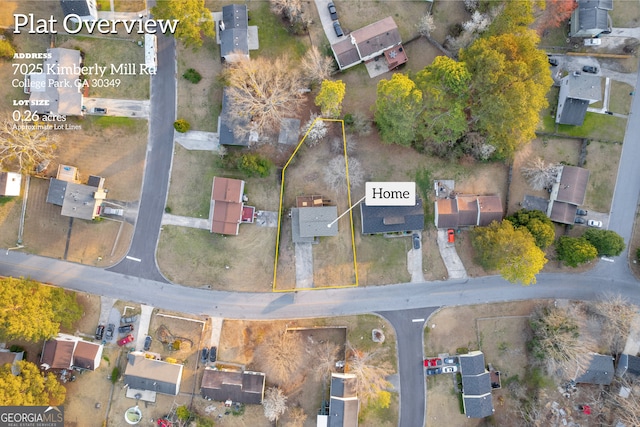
left=610, top=0, right=640, bottom=27
left=252, top=1, right=308, bottom=59
left=114, top=0, right=146, bottom=12
left=609, top=81, right=634, bottom=115
left=583, top=141, right=622, bottom=212
left=355, top=234, right=412, bottom=286
left=557, top=113, right=627, bottom=142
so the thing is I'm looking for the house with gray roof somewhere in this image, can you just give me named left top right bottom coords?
left=124, top=352, right=183, bottom=396
left=328, top=372, right=359, bottom=427
left=556, top=73, right=602, bottom=126
left=291, top=206, right=338, bottom=243
left=570, top=0, right=613, bottom=38
left=360, top=198, right=424, bottom=235
left=216, top=4, right=259, bottom=63
left=218, top=88, right=251, bottom=147
left=27, top=48, right=83, bottom=116
left=459, top=351, right=494, bottom=419
left=200, top=369, right=265, bottom=404
left=60, top=0, right=98, bottom=23
left=616, top=354, right=640, bottom=381
left=575, top=353, right=614, bottom=385
left=46, top=170, right=107, bottom=221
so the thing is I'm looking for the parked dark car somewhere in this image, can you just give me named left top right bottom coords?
left=201, top=348, right=209, bottom=363
left=576, top=209, right=588, bottom=216
left=548, top=57, right=559, bottom=66
left=582, top=65, right=598, bottom=74
left=118, top=324, right=134, bottom=334
left=121, top=314, right=138, bottom=324
left=327, top=2, right=338, bottom=20
left=209, top=346, right=217, bottom=362
left=95, top=325, right=105, bottom=340
left=93, top=107, right=107, bottom=114
left=426, top=368, right=442, bottom=376
left=333, top=21, right=344, bottom=37
left=106, top=323, right=115, bottom=340
left=574, top=217, right=586, bottom=224
left=412, top=233, right=420, bottom=250
left=143, top=336, right=152, bottom=351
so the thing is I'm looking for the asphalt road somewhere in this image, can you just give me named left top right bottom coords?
left=106, top=32, right=176, bottom=282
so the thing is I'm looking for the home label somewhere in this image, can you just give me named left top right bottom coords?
left=365, top=182, right=416, bottom=206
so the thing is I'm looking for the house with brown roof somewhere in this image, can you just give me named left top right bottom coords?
left=210, top=177, right=254, bottom=235
left=547, top=165, right=590, bottom=225
left=330, top=17, right=407, bottom=72
left=434, top=195, right=503, bottom=229
left=200, top=368, right=266, bottom=404
left=40, top=333, right=103, bottom=371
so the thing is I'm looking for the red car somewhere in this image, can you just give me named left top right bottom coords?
left=118, top=334, right=135, bottom=346
left=423, top=358, right=442, bottom=367
left=447, top=229, right=455, bottom=243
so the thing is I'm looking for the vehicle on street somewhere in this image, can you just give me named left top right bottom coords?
left=447, top=229, right=455, bottom=243
left=327, top=2, right=338, bottom=20
left=118, top=324, right=134, bottom=334
left=106, top=323, right=115, bottom=340
left=576, top=209, right=588, bottom=216
left=443, top=357, right=458, bottom=365
left=209, top=346, right=217, bottom=362
left=143, top=336, right=152, bottom=351
left=588, top=219, right=603, bottom=228
left=548, top=57, right=559, bottom=66
left=443, top=366, right=458, bottom=373
left=574, top=217, right=586, bottom=224
left=426, top=368, right=442, bottom=376
left=201, top=348, right=209, bottom=363
left=93, top=107, right=107, bottom=114
left=95, top=325, right=105, bottom=340
left=333, top=21, right=344, bottom=37
left=582, top=65, right=598, bottom=74
left=121, top=314, right=138, bottom=324
left=412, top=233, right=420, bottom=250
left=423, top=358, right=442, bottom=367
left=118, top=334, right=135, bottom=346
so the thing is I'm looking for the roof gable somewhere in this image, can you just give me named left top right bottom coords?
left=200, top=369, right=265, bottom=404
left=575, top=353, right=614, bottom=385
left=360, top=198, right=424, bottom=234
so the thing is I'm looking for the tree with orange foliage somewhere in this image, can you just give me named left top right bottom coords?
left=538, top=0, right=577, bottom=34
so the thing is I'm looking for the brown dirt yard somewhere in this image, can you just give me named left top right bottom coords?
left=424, top=300, right=543, bottom=427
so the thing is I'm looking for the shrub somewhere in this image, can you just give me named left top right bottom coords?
left=174, top=119, right=190, bottom=133
left=237, top=153, right=273, bottom=178
left=182, top=68, right=202, bottom=83
left=0, top=39, right=15, bottom=59
left=583, top=228, right=626, bottom=257
left=110, top=367, right=120, bottom=383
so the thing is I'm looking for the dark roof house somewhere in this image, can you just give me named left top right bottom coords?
left=360, top=198, right=424, bottom=235
left=219, top=4, right=249, bottom=62
left=570, top=0, right=613, bottom=38
left=575, top=353, right=614, bottom=385
left=328, top=372, right=359, bottom=427
left=547, top=166, right=590, bottom=225
left=556, top=73, right=602, bottom=126
left=434, top=195, right=503, bottom=229
left=331, top=17, right=407, bottom=71
left=218, top=88, right=251, bottom=147
left=210, top=177, right=249, bottom=235
left=27, top=48, right=83, bottom=116
left=124, top=352, right=184, bottom=396
left=459, top=351, right=494, bottom=419
left=40, top=333, right=103, bottom=371
left=60, top=0, right=98, bottom=22
left=616, top=354, right=640, bottom=380
left=0, top=172, right=21, bottom=196
left=200, top=369, right=266, bottom=404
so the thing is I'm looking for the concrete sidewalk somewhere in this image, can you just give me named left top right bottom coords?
left=174, top=130, right=221, bottom=151
left=162, top=213, right=210, bottom=230
left=436, top=229, right=467, bottom=280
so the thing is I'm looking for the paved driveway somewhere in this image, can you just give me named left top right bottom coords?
left=83, top=98, right=150, bottom=118
left=314, top=0, right=343, bottom=45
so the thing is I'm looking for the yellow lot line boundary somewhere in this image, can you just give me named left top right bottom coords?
left=272, top=118, right=358, bottom=292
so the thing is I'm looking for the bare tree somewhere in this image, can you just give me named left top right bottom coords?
left=269, top=0, right=311, bottom=34
left=416, top=13, right=436, bottom=38
left=330, top=135, right=357, bottom=155
left=300, top=45, right=334, bottom=86
left=310, top=340, right=340, bottom=381
left=263, top=386, right=288, bottom=423
left=0, top=112, right=58, bottom=174
left=608, top=379, right=640, bottom=426
left=592, top=293, right=637, bottom=354
left=283, top=405, right=307, bottom=427
left=521, top=157, right=560, bottom=191
left=346, top=343, right=393, bottom=405
left=323, top=156, right=364, bottom=194
left=301, top=114, right=328, bottom=147
left=224, top=55, right=305, bottom=137
left=255, top=329, right=304, bottom=385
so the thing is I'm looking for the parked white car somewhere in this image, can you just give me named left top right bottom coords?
left=584, top=38, right=602, bottom=46
left=442, top=366, right=458, bottom=373
left=588, top=220, right=603, bottom=228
